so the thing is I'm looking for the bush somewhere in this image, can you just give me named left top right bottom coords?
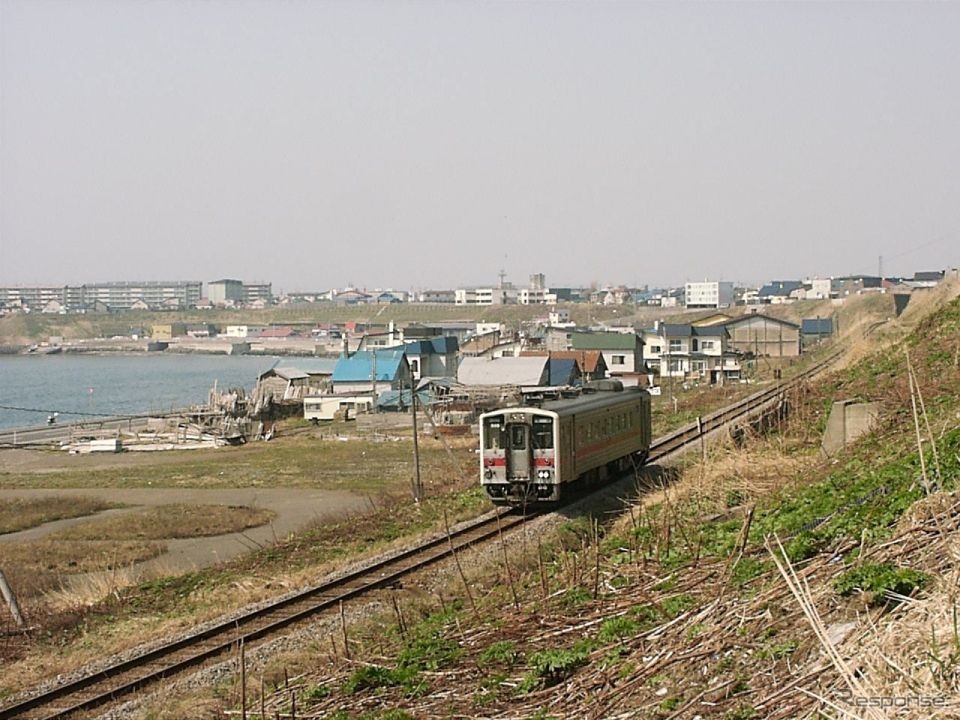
left=835, top=563, right=928, bottom=607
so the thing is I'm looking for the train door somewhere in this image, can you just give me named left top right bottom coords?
left=506, top=423, right=531, bottom=480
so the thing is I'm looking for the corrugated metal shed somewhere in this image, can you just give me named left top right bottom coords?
left=457, top=356, right=549, bottom=386
left=333, top=350, right=407, bottom=382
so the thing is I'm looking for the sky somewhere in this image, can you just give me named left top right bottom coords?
left=1, top=1, right=959, bottom=293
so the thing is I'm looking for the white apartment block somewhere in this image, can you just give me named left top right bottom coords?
left=455, top=287, right=513, bottom=305
left=685, top=281, right=734, bottom=309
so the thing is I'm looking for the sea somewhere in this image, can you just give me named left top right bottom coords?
left=0, top=354, right=279, bottom=430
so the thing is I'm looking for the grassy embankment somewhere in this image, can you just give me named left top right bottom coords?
left=3, top=294, right=836, bottom=344
left=137, top=289, right=960, bottom=719
left=0, top=303, right=640, bottom=344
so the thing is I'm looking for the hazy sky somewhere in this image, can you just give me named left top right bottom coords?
left=1, top=1, right=958, bottom=293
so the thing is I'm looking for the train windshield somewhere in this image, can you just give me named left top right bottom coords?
left=510, top=425, right=527, bottom=450
left=532, top=417, right=554, bottom=449
left=483, top=417, right=506, bottom=450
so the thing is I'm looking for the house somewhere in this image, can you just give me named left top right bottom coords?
left=373, top=291, right=405, bottom=304
left=833, top=276, right=883, bottom=296
left=801, top=318, right=834, bottom=346
left=645, top=324, right=740, bottom=382
left=331, top=349, right=412, bottom=395
left=722, top=314, right=801, bottom=358
left=522, top=350, right=608, bottom=383
left=457, top=356, right=550, bottom=387
left=186, top=323, right=217, bottom=338
left=403, top=336, right=459, bottom=380
left=757, top=281, right=804, bottom=304
left=333, top=289, right=372, bottom=305
left=570, top=331, right=644, bottom=375
left=151, top=323, right=187, bottom=340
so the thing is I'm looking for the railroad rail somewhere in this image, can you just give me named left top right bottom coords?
left=0, top=349, right=841, bottom=720
left=648, top=349, right=842, bottom=463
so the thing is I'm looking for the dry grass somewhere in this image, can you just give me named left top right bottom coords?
left=0, top=495, right=118, bottom=534
left=51, top=504, right=276, bottom=541
left=2, top=539, right=165, bottom=578
left=637, top=432, right=815, bottom=517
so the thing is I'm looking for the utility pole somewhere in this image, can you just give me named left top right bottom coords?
left=371, top=349, right=378, bottom=413
left=410, top=373, right=423, bottom=503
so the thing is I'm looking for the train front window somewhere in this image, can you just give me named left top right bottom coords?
left=533, top=417, right=554, bottom=449
left=510, top=426, right=527, bottom=450
left=484, top=418, right=505, bottom=450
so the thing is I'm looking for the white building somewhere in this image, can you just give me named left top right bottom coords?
left=685, top=281, right=734, bottom=309
left=806, top=278, right=833, bottom=299
left=455, top=287, right=514, bottom=305
left=225, top=325, right=266, bottom=338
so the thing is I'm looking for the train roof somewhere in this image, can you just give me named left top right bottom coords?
left=482, top=387, right=648, bottom=420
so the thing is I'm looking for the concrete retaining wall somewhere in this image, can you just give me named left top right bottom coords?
left=821, top=400, right=880, bottom=456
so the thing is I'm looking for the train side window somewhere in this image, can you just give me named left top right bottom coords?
left=510, top=425, right=527, bottom=450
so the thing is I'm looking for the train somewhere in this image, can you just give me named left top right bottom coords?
left=479, top=380, right=652, bottom=506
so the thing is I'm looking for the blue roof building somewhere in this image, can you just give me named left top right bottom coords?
left=332, top=349, right=412, bottom=393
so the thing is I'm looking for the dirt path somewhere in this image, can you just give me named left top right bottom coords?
left=0, top=487, right=369, bottom=579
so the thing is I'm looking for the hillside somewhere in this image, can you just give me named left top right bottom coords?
left=140, top=288, right=960, bottom=719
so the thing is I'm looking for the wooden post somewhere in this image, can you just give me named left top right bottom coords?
left=0, top=569, right=24, bottom=628
left=339, top=600, right=350, bottom=659
left=240, top=639, right=247, bottom=720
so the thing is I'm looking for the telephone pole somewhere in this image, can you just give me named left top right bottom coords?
left=410, top=375, right=423, bottom=503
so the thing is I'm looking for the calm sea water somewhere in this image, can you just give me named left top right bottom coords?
left=0, top=354, right=279, bottom=430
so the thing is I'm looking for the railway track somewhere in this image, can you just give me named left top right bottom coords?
left=1, top=510, right=528, bottom=720
left=0, top=349, right=841, bottom=720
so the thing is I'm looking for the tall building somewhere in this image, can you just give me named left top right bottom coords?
left=208, top=279, right=244, bottom=306
left=0, top=281, right=202, bottom=311
left=684, top=281, right=734, bottom=309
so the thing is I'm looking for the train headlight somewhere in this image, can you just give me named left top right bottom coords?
left=484, top=469, right=494, bottom=480
left=537, top=469, right=552, bottom=480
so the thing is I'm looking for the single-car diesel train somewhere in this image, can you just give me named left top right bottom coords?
left=480, top=381, right=652, bottom=506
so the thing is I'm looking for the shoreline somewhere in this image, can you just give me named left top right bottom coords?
left=0, top=342, right=331, bottom=358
